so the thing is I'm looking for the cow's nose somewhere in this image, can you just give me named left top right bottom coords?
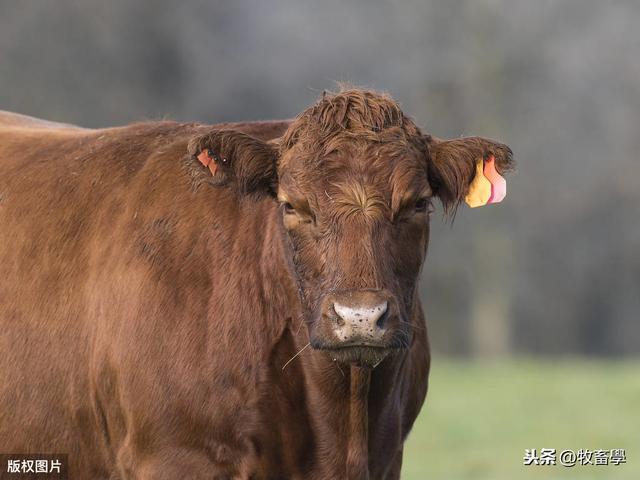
left=326, top=290, right=392, bottom=345
left=333, top=301, right=388, bottom=329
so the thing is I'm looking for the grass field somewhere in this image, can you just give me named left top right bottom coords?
left=402, top=358, right=640, bottom=480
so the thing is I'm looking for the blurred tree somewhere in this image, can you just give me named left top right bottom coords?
left=1, top=0, right=638, bottom=356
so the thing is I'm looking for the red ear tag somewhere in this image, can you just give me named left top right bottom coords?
left=197, top=149, right=218, bottom=176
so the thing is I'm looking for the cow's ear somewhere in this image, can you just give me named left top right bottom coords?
left=425, top=135, right=514, bottom=213
left=187, top=130, right=279, bottom=196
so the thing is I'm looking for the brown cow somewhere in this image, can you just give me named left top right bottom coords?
left=0, top=89, right=513, bottom=479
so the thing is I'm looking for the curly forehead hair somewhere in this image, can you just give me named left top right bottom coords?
left=280, top=88, right=425, bottom=154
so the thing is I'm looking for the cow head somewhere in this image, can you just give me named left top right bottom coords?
left=189, top=89, right=513, bottom=367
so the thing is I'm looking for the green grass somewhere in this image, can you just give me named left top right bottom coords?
left=402, top=358, right=640, bottom=480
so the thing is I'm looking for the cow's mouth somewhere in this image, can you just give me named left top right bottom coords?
left=314, top=343, right=394, bottom=367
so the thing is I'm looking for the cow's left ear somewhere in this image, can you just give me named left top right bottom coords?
left=425, top=135, right=514, bottom=213
left=188, top=130, right=279, bottom=196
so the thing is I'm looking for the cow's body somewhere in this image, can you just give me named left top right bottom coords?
left=0, top=111, right=429, bottom=479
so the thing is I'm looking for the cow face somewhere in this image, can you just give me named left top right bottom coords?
left=190, top=90, right=513, bottom=367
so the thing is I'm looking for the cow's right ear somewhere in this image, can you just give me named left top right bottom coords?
left=187, top=130, right=279, bottom=196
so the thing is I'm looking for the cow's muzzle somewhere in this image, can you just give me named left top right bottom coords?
left=311, top=289, right=405, bottom=365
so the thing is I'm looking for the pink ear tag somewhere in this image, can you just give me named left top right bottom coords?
left=483, top=155, right=507, bottom=204
left=464, top=155, right=507, bottom=207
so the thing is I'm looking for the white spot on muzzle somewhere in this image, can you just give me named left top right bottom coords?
left=333, top=301, right=388, bottom=332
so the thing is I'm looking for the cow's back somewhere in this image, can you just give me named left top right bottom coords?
left=0, top=110, right=85, bottom=130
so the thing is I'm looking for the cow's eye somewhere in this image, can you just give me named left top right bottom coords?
left=414, top=198, right=431, bottom=213
left=282, top=202, right=296, bottom=214
left=280, top=199, right=314, bottom=225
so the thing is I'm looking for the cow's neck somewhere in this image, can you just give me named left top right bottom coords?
left=347, top=365, right=371, bottom=480
left=290, top=337, right=403, bottom=480
left=286, top=345, right=377, bottom=479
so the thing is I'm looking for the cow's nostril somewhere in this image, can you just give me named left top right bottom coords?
left=327, top=304, right=345, bottom=327
left=375, top=309, right=388, bottom=329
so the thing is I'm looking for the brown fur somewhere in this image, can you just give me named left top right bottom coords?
left=0, top=89, right=512, bottom=479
